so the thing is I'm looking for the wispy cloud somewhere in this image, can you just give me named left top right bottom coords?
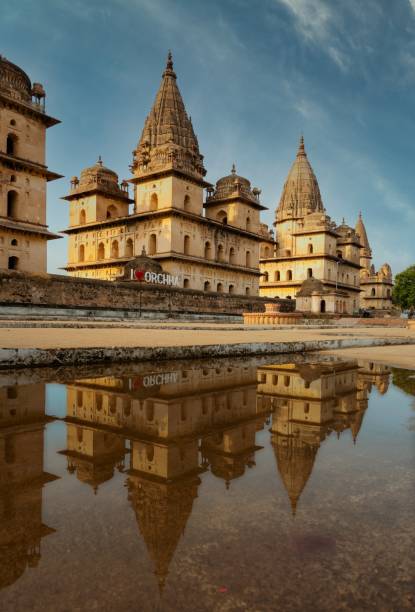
left=276, top=0, right=351, bottom=71
left=409, top=0, right=415, bottom=14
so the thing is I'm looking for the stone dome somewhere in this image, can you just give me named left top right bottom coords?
left=296, top=276, right=325, bottom=297
left=208, top=164, right=260, bottom=203
left=276, top=137, right=324, bottom=222
left=0, top=55, right=32, bottom=102
left=79, top=156, right=119, bottom=187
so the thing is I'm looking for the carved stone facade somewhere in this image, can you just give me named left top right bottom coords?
left=355, top=213, right=393, bottom=310
left=63, top=53, right=265, bottom=296
left=259, top=139, right=362, bottom=314
left=0, top=55, right=61, bottom=273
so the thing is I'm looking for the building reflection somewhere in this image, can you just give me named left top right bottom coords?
left=257, top=360, right=390, bottom=514
left=0, top=382, right=58, bottom=590
left=60, top=362, right=270, bottom=589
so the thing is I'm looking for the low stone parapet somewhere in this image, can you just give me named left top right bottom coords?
left=243, top=303, right=303, bottom=325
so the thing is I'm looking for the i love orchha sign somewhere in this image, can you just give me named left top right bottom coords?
left=133, top=269, right=180, bottom=287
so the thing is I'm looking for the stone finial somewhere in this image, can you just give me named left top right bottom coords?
left=163, top=50, right=176, bottom=78
left=97, top=155, right=103, bottom=167
left=231, top=163, right=236, bottom=175
left=297, top=135, right=305, bottom=156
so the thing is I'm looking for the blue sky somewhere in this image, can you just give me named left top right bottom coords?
left=2, top=0, right=415, bottom=274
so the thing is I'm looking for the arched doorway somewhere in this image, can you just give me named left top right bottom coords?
left=7, top=191, right=18, bottom=218
left=8, top=256, right=19, bottom=270
left=320, top=299, right=326, bottom=313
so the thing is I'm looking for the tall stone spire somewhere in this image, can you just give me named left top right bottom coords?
left=355, top=212, right=372, bottom=258
left=131, top=51, right=206, bottom=182
left=275, top=137, right=324, bottom=223
left=272, top=434, right=319, bottom=515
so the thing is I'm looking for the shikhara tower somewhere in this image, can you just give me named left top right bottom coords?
left=63, top=52, right=265, bottom=295
left=259, top=137, right=362, bottom=314
left=355, top=212, right=393, bottom=310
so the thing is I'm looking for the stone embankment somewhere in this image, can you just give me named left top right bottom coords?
left=1, top=324, right=414, bottom=369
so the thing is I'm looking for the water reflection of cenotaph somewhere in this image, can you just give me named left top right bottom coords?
left=60, top=362, right=271, bottom=590
left=0, top=383, right=58, bottom=590
left=256, top=360, right=390, bottom=514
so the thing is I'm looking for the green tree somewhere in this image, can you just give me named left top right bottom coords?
left=393, top=265, right=415, bottom=310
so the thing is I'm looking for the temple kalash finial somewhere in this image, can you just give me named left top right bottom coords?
left=97, top=155, right=103, bottom=167
left=162, top=49, right=176, bottom=79
left=297, top=134, right=305, bottom=156
left=231, top=163, right=236, bottom=175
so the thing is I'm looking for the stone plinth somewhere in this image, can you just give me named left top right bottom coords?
left=244, top=303, right=303, bottom=325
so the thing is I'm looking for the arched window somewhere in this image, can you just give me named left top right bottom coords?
left=6, top=134, right=17, bottom=156
left=7, top=190, right=18, bottom=218
left=125, top=238, right=133, bottom=257
left=11, top=239, right=18, bottom=246
left=246, top=217, right=251, bottom=231
left=184, top=194, right=191, bottom=211
left=307, top=268, right=313, bottom=278
left=148, top=234, right=157, bottom=255
left=111, top=240, right=119, bottom=258
left=284, top=376, right=290, bottom=387
left=79, top=209, right=86, bottom=225
left=183, top=278, right=190, bottom=288
left=320, top=299, right=326, bottom=313
left=106, top=204, right=117, bottom=219
left=123, top=399, right=131, bottom=417
left=246, top=251, right=251, bottom=267
left=275, top=271, right=280, bottom=281
left=272, top=375, right=278, bottom=385
left=146, top=444, right=154, bottom=462
left=184, top=235, right=190, bottom=255
left=217, top=282, right=223, bottom=293
left=7, top=386, right=18, bottom=399
left=286, top=270, right=293, bottom=280
left=371, top=288, right=376, bottom=296
left=263, top=272, right=269, bottom=282
left=180, top=404, right=187, bottom=421
left=217, top=244, right=225, bottom=262
left=204, top=241, right=212, bottom=259
left=145, top=401, right=154, bottom=421
left=216, top=210, right=228, bottom=224
left=150, top=193, right=158, bottom=211
left=229, top=284, right=234, bottom=294
left=79, top=244, right=85, bottom=262
left=77, top=391, right=83, bottom=408
left=107, top=396, right=116, bottom=414
left=229, top=247, right=236, bottom=264
left=97, top=242, right=105, bottom=260
left=10, top=175, right=16, bottom=183
left=204, top=280, right=211, bottom=292
left=245, top=287, right=250, bottom=296
left=8, top=256, right=19, bottom=270
left=308, top=243, right=313, bottom=254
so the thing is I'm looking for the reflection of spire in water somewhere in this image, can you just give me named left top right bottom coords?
left=272, top=434, right=319, bottom=515
left=128, top=475, right=200, bottom=593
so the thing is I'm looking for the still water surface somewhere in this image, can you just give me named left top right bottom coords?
left=0, top=356, right=414, bottom=611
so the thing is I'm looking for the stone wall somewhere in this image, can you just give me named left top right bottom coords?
left=0, top=270, right=284, bottom=317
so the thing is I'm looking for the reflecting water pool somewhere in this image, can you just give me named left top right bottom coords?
left=0, top=356, right=414, bottom=611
